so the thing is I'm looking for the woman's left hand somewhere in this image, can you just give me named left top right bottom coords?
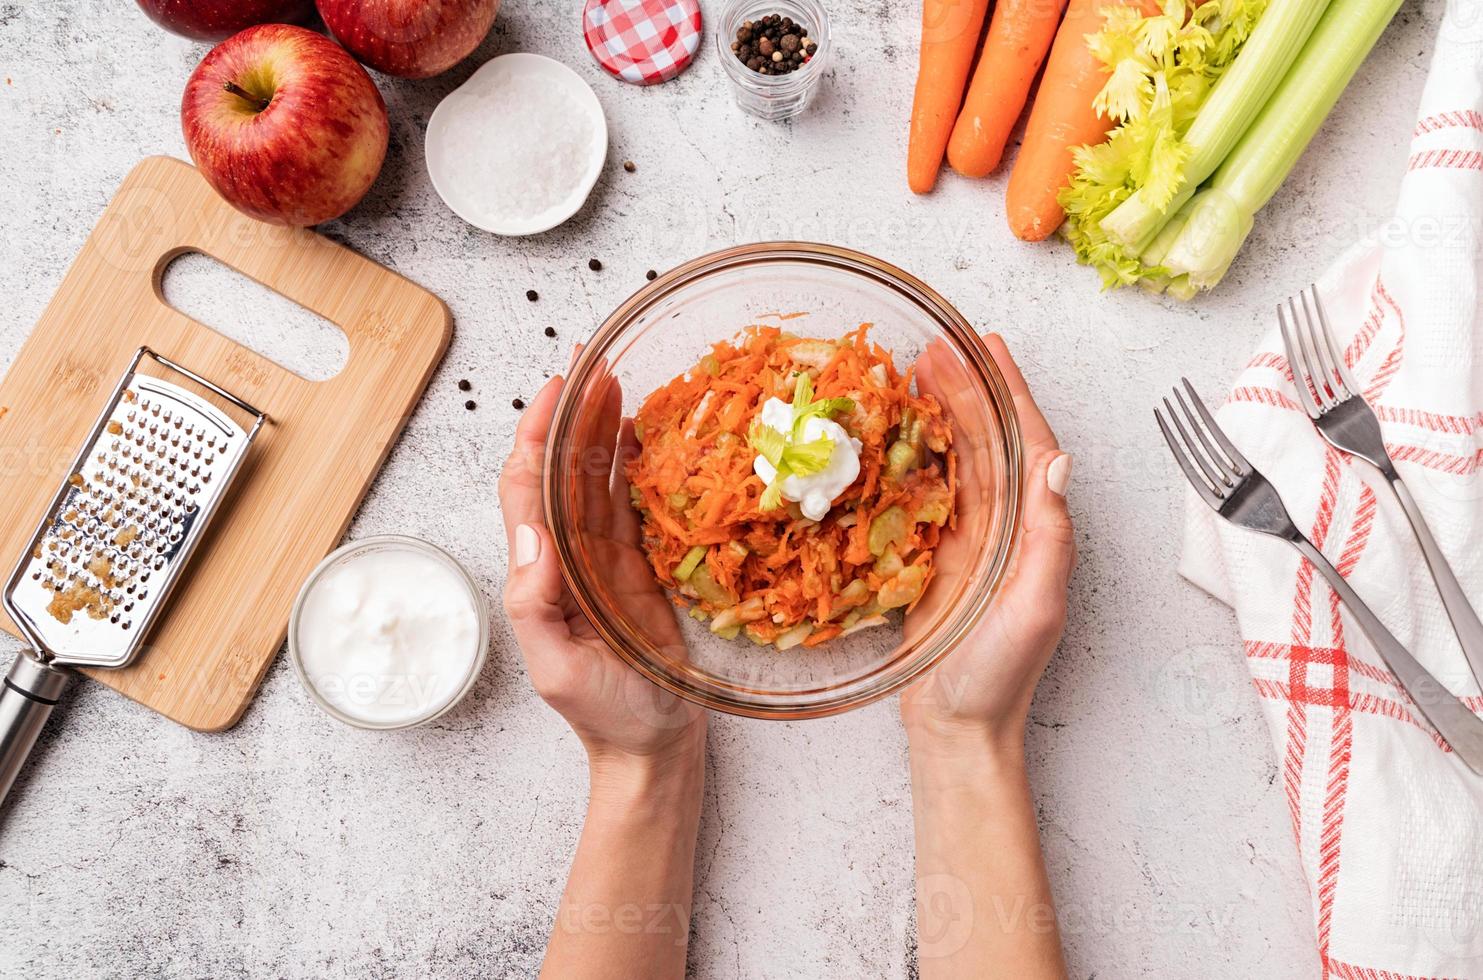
left=499, top=372, right=707, bottom=768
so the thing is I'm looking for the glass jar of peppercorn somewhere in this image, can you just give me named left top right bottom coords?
left=716, top=0, right=830, bottom=121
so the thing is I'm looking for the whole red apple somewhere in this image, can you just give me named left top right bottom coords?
left=136, top=0, right=316, bottom=42
left=316, top=0, right=499, bottom=79
left=181, top=25, right=389, bottom=226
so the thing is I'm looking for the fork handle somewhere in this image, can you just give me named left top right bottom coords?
left=1292, top=537, right=1483, bottom=775
left=1387, top=474, right=1483, bottom=691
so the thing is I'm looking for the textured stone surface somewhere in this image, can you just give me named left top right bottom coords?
left=0, top=1, right=1445, bottom=977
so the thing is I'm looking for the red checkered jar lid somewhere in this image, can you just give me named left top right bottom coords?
left=582, top=0, right=703, bottom=86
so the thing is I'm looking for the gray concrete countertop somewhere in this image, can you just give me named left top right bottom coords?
left=0, top=1, right=1444, bottom=976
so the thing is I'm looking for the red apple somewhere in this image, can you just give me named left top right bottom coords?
left=181, top=24, right=389, bottom=226
left=316, top=0, right=499, bottom=79
left=136, top=0, right=316, bottom=42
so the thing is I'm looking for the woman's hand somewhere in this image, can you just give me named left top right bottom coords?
left=500, top=364, right=707, bottom=980
left=901, top=334, right=1073, bottom=979
left=900, top=333, right=1076, bottom=754
left=498, top=371, right=707, bottom=770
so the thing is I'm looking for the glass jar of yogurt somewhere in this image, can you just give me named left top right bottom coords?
left=289, top=535, right=489, bottom=730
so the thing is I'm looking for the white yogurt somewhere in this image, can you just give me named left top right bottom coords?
left=294, top=543, right=482, bottom=728
left=752, top=397, right=862, bottom=521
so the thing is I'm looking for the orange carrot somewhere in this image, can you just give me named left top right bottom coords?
left=1003, top=0, right=1161, bottom=240
left=907, top=0, right=993, bottom=195
left=945, top=0, right=1069, bottom=179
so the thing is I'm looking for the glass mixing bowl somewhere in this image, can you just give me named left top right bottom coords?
left=544, top=243, right=1022, bottom=719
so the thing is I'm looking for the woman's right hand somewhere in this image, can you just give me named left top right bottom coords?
left=899, top=334, right=1073, bottom=980
left=901, top=333, right=1076, bottom=754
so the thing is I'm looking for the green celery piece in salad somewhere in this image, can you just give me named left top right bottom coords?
left=674, top=545, right=708, bottom=582
left=748, top=372, right=856, bottom=512
left=1160, top=0, right=1403, bottom=291
left=1060, top=0, right=1332, bottom=288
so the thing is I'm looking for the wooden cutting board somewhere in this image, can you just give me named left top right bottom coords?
left=0, top=156, right=451, bottom=730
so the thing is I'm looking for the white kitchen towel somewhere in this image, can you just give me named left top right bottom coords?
left=1179, top=12, right=1483, bottom=979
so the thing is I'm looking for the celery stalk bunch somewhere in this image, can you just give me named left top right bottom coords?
left=1159, top=0, right=1406, bottom=289
left=1058, top=0, right=1399, bottom=297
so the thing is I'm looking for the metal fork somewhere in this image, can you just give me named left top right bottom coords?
left=1279, top=286, right=1483, bottom=693
left=1156, top=380, right=1483, bottom=775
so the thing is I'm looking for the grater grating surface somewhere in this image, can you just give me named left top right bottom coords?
left=2, top=349, right=264, bottom=669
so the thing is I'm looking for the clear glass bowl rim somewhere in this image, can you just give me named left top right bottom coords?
left=288, top=534, right=491, bottom=731
left=544, top=242, right=1023, bottom=720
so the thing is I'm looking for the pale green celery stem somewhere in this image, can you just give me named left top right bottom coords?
left=1127, top=185, right=1194, bottom=257
left=1165, top=276, right=1199, bottom=302
left=1140, top=199, right=1196, bottom=268
left=1162, top=0, right=1405, bottom=288
left=1160, top=189, right=1253, bottom=288
left=1099, top=0, right=1333, bottom=252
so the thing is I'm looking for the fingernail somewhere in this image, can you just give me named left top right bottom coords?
left=1046, top=453, right=1073, bottom=497
left=515, top=524, right=540, bottom=567
left=568, top=343, right=585, bottom=370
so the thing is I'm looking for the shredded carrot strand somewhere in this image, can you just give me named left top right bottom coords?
left=627, top=326, right=957, bottom=642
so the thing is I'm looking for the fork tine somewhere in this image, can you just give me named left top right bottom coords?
left=1170, top=389, right=1237, bottom=486
left=1278, top=299, right=1322, bottom=419
left=1293, top=292, right=1336, bottom=409
left=1164, top=395, right=1228, bottom=489
left=1310, top=286, right=1362, bottom=398
left=1301, top=287, right=1347, bottom=403
left=1181, top=378, right=1252, bottom=474
left=1155, top=407, right=1224, bottom=511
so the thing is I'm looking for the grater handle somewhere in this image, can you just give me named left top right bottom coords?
left=0, top=653, right=71, bottom=808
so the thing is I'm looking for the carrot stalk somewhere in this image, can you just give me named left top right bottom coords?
left=908, top=0, right=993, bottom=195
left=1003, top=0, right=1159, bottom=241
left=946, top=0, right=1069, bottom=180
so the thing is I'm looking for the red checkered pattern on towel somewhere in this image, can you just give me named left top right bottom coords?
left=583, top=0, right=702, bottom=86
left=1179, top=12, right=1483, bottom=978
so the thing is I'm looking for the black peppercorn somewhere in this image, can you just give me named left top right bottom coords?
left=544, top=326, right=556, bottom=337
left=465, top=400, right=477, bottom=410
left=510, top=398, right=524, bottom=410
left=646, top=269, right=658, bottom=281
left=457, top=379, right=471, bottom=391
left=588, top=258, right=602, bottom=271
left=733, top=14, right=815, bottom=75
left=526, top=289, right=538, bottom=301
left=623, top=160, right=636, bottom=173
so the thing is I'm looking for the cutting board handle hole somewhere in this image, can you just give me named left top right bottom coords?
left=158, top=251, right=349, bottom=382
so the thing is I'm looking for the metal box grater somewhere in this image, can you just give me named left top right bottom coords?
left=0, top=347, right=265, bottom=805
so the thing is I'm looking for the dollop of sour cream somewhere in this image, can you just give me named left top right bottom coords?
left=296, top=547, right=481, bottom=727
left=752, top=397, right=862, bottom=521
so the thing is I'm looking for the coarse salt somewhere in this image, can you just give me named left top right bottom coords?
left=437, top=74, right=597, bottom=227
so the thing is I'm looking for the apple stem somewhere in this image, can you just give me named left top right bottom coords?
left=222, top=80, right=271, bottom=113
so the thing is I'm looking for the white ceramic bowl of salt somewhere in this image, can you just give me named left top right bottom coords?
left=426, top=53, right=608, bottom=236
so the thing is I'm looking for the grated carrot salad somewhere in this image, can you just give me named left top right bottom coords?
left=626, top=324, right=956, bottom=650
